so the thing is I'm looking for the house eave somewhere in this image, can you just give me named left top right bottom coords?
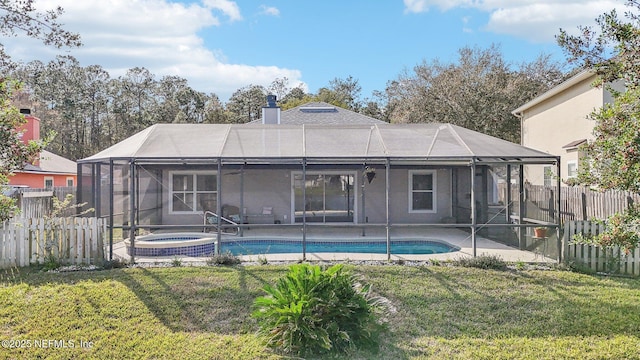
left=512, top=69, right=595, bottom=116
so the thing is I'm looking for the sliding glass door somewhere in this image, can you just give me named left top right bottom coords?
left=293, top=172, right=356, bottom=223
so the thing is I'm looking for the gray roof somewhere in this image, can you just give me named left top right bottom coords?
left=80, top=122, right=555, bottom=163
left=249, top=102, right=387, bottom=125
left=22, top=150, right=77, bottom=174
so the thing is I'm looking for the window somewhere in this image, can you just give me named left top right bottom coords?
left=44, top=177, right=54, bottom=189
left=66, top=177, right=74, bottom=187
left=169, top=171, right=217, bottom=213
left=567, top=160, right=578, bottom=178
left=409, top=170, right=436, bottom=213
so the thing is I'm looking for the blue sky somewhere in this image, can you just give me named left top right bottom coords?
left=3, top=0, right=629, bottom=102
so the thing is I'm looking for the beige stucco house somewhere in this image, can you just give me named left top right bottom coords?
left=512, top=70, right=623, bottom=185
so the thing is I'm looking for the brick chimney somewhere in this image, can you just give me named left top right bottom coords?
left=17, top=109, right=41, bottom=166
left=17, top=109, right=40, bottom=144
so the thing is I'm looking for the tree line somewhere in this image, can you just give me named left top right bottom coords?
left=7, top=45, right=567, bottom=161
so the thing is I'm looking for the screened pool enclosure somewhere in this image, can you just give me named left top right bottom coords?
left=77, top=122, right=561, bottom=262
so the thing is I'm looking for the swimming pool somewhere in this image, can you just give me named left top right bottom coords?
left=124, top=233, right=459, bottom=257
left=220, top=239, right=459, bottom=256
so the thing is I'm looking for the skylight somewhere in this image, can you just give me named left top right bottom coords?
left=299, top=106, right=336, bottom=112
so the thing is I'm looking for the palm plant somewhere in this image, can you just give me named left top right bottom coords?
left=252, top=263, right=386, bottom=357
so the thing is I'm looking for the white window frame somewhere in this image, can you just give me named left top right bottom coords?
left=169, top=171, right=217, bottom=214
left=408, top=170, right=437, bottom=213
left=66, top=177, right=74, bottom=187
left=567, top=160, right=578, bottom=178
left=44, top=176, right=54, bottom=189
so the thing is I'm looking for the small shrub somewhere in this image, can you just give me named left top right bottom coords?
left=41, top=253, right=63, bottom=271
left=252, top=263, right=386, bottom=357
left=451, top=254, right=507, bottom=270
left=207, top=251, right=241, bottom=266
left=257, top=255, right=268, bottom=265
left=515, top=261, right=526, bottom=270
left=604, top=253, right=623, bottom=274
left=430, top=259, right=441, bottom=266
left=101, top=258, right=128, bottom=269
left=171, top=257, right=182, bottom=267
left=565, top=260, right=596, bottom=275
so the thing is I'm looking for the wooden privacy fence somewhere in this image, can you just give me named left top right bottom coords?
left=564, top=220, right=640, bottom=276
left=8, top=187, right=78, bottom=218
left=0, top=217, right=106, bottom=268
left=499, top=184, right=640, bottom=224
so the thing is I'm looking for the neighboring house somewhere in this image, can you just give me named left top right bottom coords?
left=9, top=110, right=77, bottom=189
left=77, top=97, right=558, bottom=252
left=512, top=70, right=623, bottom=185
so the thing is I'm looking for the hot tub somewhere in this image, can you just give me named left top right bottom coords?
left=124, top=232, right=218, bottom=257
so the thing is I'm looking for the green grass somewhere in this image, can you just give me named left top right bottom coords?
left=1, top=264, right=639, bottom=359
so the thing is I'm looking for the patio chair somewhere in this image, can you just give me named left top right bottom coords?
left=222, top=204, right=242, bottom=223
left=204, top=210, right=239, bottom=235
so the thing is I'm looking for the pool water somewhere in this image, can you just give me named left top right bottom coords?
left=220, top=240, right=459, bottom=256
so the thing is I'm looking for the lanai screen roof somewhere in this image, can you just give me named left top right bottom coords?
left=79, top=123, right=556, bottom=164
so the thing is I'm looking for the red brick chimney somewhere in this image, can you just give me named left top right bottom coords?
left=17, top=109, right=41, bottom=166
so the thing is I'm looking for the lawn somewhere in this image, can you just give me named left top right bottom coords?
left=0, top=263, right=639, bottom=359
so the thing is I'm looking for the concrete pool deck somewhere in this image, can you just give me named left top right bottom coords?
left=111, top=227, right=557, bottom=264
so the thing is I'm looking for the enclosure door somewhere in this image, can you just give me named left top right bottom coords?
left=292, top=172, right=356, bottom=223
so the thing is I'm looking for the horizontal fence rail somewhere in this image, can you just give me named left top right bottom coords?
left=564, top=220, right=640, bottom=276
left=0, top=217, right=106, bottom=268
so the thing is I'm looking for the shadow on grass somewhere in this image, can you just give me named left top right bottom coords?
left=3, top=263, right=640, bottom=358
left=358, top=265, right=640, bottom=341
left=0, top=264, right=287, bottom=335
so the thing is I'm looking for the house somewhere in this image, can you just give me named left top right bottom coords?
left=512, top=70, right=624, bottom=185
left=9, top=110, right=77, bottom=189
left=77, top=97, right=559, bottom=259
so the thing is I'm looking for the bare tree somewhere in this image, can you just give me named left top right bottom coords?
left=385, top=44, right=565, bottom=142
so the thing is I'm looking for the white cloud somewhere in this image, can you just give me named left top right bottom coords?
left=259, top=5, right=280, bottom=16
left=203, top=0, right=242, bottom=22
left=403, top=0, right=629, bottom=43
left=4, top=0, right=303, bottom=101
left=403, top=0, right=429, bottom=13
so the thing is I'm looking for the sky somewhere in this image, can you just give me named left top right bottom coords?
left=2, top=0, right=631, bottom=102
